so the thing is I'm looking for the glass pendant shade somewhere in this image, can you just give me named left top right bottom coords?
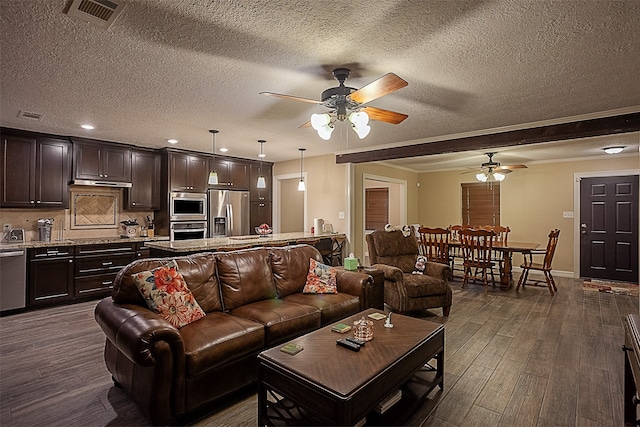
left=208, top=171, right=219, bottom=185
left=298, top=147, right=306, bottom=191
left=476, top=172, right=488, bottom=182
left=493, top=172, right=505, bottom=181
left=257, top=139, right=267, bottom=189
left=298, top=179, right=306, bottom=191
left=311, top=113, right=330, bottom=130
left=257, top=176, right=266, bottom=188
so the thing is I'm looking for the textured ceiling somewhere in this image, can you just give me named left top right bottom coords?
left=1, top=0, right=639, bottom=172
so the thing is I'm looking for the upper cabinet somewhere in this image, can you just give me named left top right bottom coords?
left=72, top=139, right=131, bottom=183
left=125, top=149, right=160, bottom=210
left=167, top=151, right=209, bottom=193
left=210, top=158, right=250, bottom=189
left=249, top=163, right=272, bottom=201
left=1, top=130, right=71, bottom=208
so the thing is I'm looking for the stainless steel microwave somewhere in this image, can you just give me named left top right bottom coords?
left=169, top=192, right=207, bottom=221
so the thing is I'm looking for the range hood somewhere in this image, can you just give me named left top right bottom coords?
left=71, top=179, right=132, bottom=188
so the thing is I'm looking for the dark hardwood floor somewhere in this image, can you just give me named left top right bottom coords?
left=0, top=275, right=637, bottom=426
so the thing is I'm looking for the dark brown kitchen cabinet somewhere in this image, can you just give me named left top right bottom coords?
left=169, top=151, right=209, bottom=192
left=1, top=131, right=71, bottom=208
left=74, top=242, right=136, bottom=298
left=210, top=158, right=249, bottom=189
left=249, top=163, right=272, bottom=201
left=28, top=246, right=75, bottom=307
left=250, top=201, right=272, bottom=232
left=73, top=139, right=131, bottom=183
left=125, top=149, right=160, bottom=210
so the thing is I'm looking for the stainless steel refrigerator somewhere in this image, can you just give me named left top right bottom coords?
left=208, top=189, right=250, bottom=237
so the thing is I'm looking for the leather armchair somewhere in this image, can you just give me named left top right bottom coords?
left=366, top=229, right=452, bottom=316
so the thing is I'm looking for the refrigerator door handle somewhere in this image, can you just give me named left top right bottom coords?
left=226, top=203, right=233, bottom=236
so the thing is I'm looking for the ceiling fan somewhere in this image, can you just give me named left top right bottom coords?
left=465, top=153, right=527, bottom=182
left=260, top=67, right=408, bottom=140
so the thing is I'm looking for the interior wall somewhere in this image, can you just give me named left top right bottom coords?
left=417, top=154, right=639, bottom=275
left=279, top=178, right=304, bottom=232
left=273, top=153, right=348, bottom=235
left=353, top=163, right=419, bottom=263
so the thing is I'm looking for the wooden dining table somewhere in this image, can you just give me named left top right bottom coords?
left=449, top=240, right=540, bottom=290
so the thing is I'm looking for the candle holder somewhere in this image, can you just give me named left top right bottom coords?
left=352, top=316, right=374, bottom=341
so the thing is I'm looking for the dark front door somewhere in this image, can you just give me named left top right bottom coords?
left=580, top=175, right=639, bottom=282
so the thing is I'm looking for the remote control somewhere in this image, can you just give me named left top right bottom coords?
left=346, top=337, right=366, bottom=347
left=336, top=339, right=361, bottom=352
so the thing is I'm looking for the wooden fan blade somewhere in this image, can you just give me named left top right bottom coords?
left=348, top=73, right=408, bottom=104
left=496, top=165, right=527, bottom=171
left=299, top=121, right=312, bottom=128
left=260, top=92, right=322, bottom=105
left=363, top=106, right=408, bottom=124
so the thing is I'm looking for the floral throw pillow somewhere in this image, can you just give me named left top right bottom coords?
left=133, top=260, right=206, bottom=328
left=303, top=258, right=338, bottom=294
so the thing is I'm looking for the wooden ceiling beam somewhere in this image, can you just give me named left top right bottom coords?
left=335, top=112, right=640, bottom=164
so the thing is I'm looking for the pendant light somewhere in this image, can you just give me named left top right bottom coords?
left=257, top=140, right=266, bottom=189
left=298, top=148, right=306, bottom=191
left=208, top=130, right=219, bottom=185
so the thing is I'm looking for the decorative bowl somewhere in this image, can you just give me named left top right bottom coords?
left=255, top=227, right=273, bottom=236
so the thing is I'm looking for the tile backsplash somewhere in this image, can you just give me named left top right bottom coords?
left=0, top=186, right=154, bottom=242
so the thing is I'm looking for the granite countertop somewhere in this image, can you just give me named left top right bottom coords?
left=144, top=231, right=344, bottom=253
left=0, top=235, right=170, bottom=250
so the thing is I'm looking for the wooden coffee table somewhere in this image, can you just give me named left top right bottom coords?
left=257, top=308, right=444, bottom=426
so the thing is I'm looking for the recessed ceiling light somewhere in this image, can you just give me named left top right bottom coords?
left=603, top=146, right=625, bottom=154
left=219, top=147, right=229, bottom=152
left=166, top=139, right=178, bottom=144
left=81, top=124, right=95, bottom=130
left=258, top=153, right=266, bottom=158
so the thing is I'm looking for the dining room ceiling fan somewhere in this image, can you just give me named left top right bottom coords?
left=260, top=67, right=408, bottom=140
left=464, top=152, right=527, bottom=182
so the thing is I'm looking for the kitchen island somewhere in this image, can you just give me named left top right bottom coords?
left=144, top=231, right=344, bottom=256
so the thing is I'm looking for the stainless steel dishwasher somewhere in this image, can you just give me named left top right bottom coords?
left=0, top=248, right=26, bottom=311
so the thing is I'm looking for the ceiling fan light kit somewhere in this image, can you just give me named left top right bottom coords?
left=472, top=152, right=526, bottom=182
left=261, top=67, right=408, bottom=141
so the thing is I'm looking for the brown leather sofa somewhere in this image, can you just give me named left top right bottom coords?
left=366, top=229, right=452, bottom=316
left=94, top=244, right=372, bottom=425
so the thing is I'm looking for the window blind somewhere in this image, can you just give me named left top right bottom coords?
left=461, top=182, right=500, bottom=226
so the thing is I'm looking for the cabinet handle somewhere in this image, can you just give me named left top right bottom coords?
left=68, top=259, right=73, bottom=263
left=104, top=174, right=107, bottom=178
left=132, top=202, right=136, bottom=206
left=102, top=261, right=113, bottom=266
left=101, top=281, right=113, bottom=286
left=100, top=174, right=103, bottom=178
left=30, top=200, right=35, bottom=204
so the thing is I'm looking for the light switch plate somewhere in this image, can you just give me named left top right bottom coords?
left=563, top=211, right=574, bottom=218
left=338, top=211, right=345, bottom=219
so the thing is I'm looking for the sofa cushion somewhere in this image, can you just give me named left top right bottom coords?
left=303, top=258, right=337, bottom=294
left=180, top=312, right=264, bottom=378
left=132, top=260, right=206, bottom=328
left=372, top=230, right=418, bottom=257
left=112, top=253, right=223, bottom=313
left=230, top=299, right=321, bottom=346
left=283, top=293, right=360, bottom=325
left=271, top=245, right=322, bottom=298
left=402, top=274, right=449, bottom=297
left=217, top=248, right=276, bottom=311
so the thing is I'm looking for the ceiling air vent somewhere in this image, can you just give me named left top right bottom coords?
left=18, top=111, right=44, bottom=121
left=66, top=0, right=126, bottom=29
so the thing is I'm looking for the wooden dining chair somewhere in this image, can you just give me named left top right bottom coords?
left=417, top=227, right=450, bottom=265
left=459, top=228, right=496, bottom=291
left=488, top=225, right=511, bottom=280
left=516, top=229, right=560, bottom=295
left=447, top=224, right=471, bottom=277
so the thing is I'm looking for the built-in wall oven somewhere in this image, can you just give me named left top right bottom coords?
left=170, top=192, right=207, bottom=221
left=170, top=221, right=207, bottom=241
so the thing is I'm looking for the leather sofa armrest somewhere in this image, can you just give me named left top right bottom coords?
left=94, top=298, right=185, bottom=367
left=335, top=270, right=371, bottom=297
left=424, top=261, right=451, bottom=281
left=372, top=264, right=403, bottom=283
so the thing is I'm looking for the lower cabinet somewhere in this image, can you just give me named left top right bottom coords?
left=74, top=243, right=137, bottom=298
left=28, top=246, right=75, bottom=307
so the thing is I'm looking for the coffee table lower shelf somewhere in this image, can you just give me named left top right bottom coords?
left=262, top=363, right=442, bottom=426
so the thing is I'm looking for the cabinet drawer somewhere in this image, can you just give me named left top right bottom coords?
left=74, top=273, right=116, bottom=297
left=75, top=253, right=135, bottom=276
